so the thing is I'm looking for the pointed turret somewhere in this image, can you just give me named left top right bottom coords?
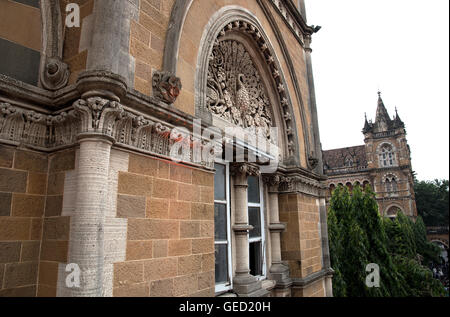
left=393, top=107, right=405, bottom=128
left=373, top=92, right=392, bottom=132
left=375, top=92, right=391, bottom=124
left=363, top=112, right=372, bottom=134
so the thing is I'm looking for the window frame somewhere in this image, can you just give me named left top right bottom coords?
left=247, top=175, right=267, bottom=281
left=214, top=161, right=233, bottom=294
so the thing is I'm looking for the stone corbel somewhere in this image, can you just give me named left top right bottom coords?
left=152, top=71, right=182, bottom=104
left=40, top=57, right=70, bottom=91
left=40, top=0, right=70, bottom=91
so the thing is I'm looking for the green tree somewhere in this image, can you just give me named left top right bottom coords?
left=328, top=185, right=445, bottom=297
left=414, top=179, right=449, bottom=227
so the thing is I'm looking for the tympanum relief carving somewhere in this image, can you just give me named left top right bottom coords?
left=207, top=40, right=273, bottom=139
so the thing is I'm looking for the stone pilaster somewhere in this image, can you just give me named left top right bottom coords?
left=230, top=163, right=268, bottom=297
left=263, top=174, right=292, bottom=294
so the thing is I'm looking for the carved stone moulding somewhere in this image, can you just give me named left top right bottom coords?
left=0, top=100, right=216, bottom=169
left=279, top=174, right=322, bottom=196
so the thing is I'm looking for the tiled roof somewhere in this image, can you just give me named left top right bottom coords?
left=322, top=145, right=368, bottom=170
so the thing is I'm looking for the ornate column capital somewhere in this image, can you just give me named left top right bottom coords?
left=262, top=173, right=282, bottom=192
left=230, top=163, right=260, bottom=177
left=73, top=92, right=124, bottom=140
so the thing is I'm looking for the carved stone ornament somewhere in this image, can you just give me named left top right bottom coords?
left=262, top=174, right=282, bottom=187
left=207, top=40, right=273, bottom=139
left=152, top=71, right=182, bottom=104
left=0, top=100, right=216, bottom=168
left=230, top=163, right=261, bottom=177
left=279, top=175, right=322, bottom=196
left=308, top=156, right=319, bottom=169
left=40, top=57, right=70, bottom=91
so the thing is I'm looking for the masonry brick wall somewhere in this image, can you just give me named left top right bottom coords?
left=279, top=193, right=323, bottom=279
left=130, top=0, right=176, bottom=96
left=113, top=153, right=215, bottom=297
left=37, top=149, right=76, bottom=297
left=0, top=146, right=48, bottom=297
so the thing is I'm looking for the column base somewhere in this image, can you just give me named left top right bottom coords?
left=233, top=274, right=270, bottom=297
left=270, top=263, right=293, bottom=289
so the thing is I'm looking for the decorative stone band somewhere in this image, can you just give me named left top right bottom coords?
left=0, top=101, right=215, bottom=168
left=233, top=224, right=254, bottom=235
left=230, top=163, right=261, bottom=177
left=268, top=223, right=286, bottom=233
left=279, top=174, right=323, bottom=196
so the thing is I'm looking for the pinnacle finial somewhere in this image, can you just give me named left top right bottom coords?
left=378, top=91, right=382, bottom=98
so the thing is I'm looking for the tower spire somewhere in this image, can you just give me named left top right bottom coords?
left=375, top=91, right=391, bottom=124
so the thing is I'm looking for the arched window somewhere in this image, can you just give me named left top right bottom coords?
left=385, top=178, right=391, bottom=192
left=386, top=206, right=402, bottom=218
left=363, top=180, right=370, bottom=190
left=391, top=178, right=398, bottom=192
left=379, top=144, right=396, bottom=167
left=329, top=184, right=336, bottom=196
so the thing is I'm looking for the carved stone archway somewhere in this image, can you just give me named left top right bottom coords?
left=195, top=6, right=300, bottom=164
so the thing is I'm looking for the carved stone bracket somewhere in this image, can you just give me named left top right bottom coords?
left=40, top=57, right=70, bottom=91
left=152, top=71, right=182, bottom=104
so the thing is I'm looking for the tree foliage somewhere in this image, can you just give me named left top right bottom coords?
left=328, top=185, right=445, bottom=297
left=414, top=179, right=449, bottom=227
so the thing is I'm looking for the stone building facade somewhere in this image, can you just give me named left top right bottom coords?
left=0, top=0, right=332, bottom=297
left=323, top=93, right=418, bottom=219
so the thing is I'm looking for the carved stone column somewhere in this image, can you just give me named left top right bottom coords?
left=263, top=174, right=292, bottom=294
left=63, top=91, right=124, bottom=296
left=231, top=163, right=268, bottom=297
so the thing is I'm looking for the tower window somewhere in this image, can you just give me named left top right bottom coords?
left=379, top=145, right=395, bottom=167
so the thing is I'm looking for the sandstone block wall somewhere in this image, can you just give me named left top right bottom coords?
left=279, top=193, right=323, bottom=279
left=113, top=153, right=215, bottom=297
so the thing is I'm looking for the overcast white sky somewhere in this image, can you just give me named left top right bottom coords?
left=305, top=0, right=449, bottom=181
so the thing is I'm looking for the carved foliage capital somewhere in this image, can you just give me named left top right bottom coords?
left=74, top=97, right=124, bottom=136
left=231, top=163, right=260, bottom=177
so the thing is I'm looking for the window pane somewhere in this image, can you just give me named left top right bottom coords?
left=248, top=176, right=260, bottom=204
left=214, top=163, right=226, bottom=201
left=248, top=207, right=261, bottom=238
left=249, top=241, right=263, bottom=276
left=215, top=244, right=228, bottom=284
left=214, top=203, right=227, bottom=241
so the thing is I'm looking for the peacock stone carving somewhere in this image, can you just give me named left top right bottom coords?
left=206, top=40, right=273, bottom=139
